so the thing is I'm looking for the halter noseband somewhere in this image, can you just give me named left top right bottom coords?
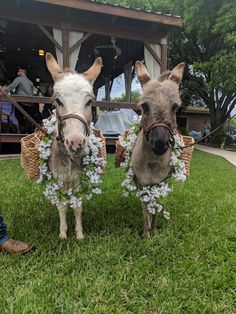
left=143, top=122, right=175, bottom=148
left=54, top=98, right=90, bottom=143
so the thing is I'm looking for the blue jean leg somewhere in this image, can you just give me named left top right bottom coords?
left=0, top=215, right=10, bottom=245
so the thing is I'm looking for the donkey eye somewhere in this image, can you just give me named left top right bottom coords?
left=171, top=103, right=179, bottom=112
left=141, top=102, right=149, bottom=114
left=85, top=99, right=93, bottom=107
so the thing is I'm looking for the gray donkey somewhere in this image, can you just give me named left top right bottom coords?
left=132, top=61, right=185, bottom=239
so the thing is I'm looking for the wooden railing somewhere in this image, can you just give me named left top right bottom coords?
left=0, top=95, right=138, bottom=145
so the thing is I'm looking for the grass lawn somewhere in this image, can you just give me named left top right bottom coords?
left=0, top=151, right=235, bottom=313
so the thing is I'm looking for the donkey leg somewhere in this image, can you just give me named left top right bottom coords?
left=73, top=206, right=84, bottom=240
left=142, top=203, right=151, bottom=239
left=58, top=203, right=68, bottom=239
left=150, top=212, right=157, bottom=236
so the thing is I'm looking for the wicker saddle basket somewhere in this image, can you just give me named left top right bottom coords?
left=115, top=131, right=194, bottom=176
left=178, top=135, right=195, bottom=176
left=20, top=131, right=43, bottom=181
left=20, top=128, right=107, bottom=181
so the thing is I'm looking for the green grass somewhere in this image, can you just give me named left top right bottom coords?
left=0, top=151, right=235, bottom=313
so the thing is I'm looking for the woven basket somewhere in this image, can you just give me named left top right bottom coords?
left=115, top=130, right=129, bottom=168
left=20, top=128, right=107, bottom=181
left=178, top=134, right=195, bottom=176
left=115, top=130, right=194, bottom=176
left=20, top=131, right=43, bottom=181
left=92, top=128, right=107, bottom=162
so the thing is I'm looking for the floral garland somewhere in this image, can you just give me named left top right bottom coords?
left=37, top=116, right=106, bottom=209
left=119, top=118, right=186, bottom=219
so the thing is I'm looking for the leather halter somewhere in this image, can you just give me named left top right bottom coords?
left=144, top=122, right=174, bottom=138
left=143, top=122, right=175, bottom=148
left=54, top=98, right=90, bottom=143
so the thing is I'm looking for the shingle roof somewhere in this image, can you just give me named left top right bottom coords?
left=89, top=0, right=181, bottom=20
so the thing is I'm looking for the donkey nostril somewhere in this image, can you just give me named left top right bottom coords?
left=71, top=140, right=74, bottom=146
left=66, top=139, right=69, bottom=145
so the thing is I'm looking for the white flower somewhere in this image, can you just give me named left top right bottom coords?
left=43, top=117, right=56, bottom=134
left=86, top=194, right=93, bottom=200
left=92, top=188, right=102, bottom=194
left=67, top=188, right=73, bottom=196
left=123, top=191, right=129, bottom=197
left=69, top=196, right=82, bottom=209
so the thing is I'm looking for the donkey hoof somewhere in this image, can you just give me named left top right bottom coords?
left=76, top=232, right=85, bottom=240
left=59, top=232, right=67, bottom=239
left=151, top=228, right=157, bottom=236
left=143, top=231, right=151, bottom=240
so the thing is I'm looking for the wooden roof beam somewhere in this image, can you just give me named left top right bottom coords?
left=69, top=32, right=92, bottom=54
left=144, top=42, right=162, bottom=67
left=37, top=24, right=63, bottom=52
left=0, top=5, right=165, bottom=43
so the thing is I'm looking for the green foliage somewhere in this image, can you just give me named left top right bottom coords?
left=112, top=90, right=141, bottom=103
left=211, top=131, right=227, bottom=147
left=178, top=126, right=189, bottom=135
left=225, top=134, right=234, bottom=146
left=0, top=154, right=236, bottom=312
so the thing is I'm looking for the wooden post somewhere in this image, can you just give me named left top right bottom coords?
left=161, top=37, right=168, bottom=72
left=124, top=61, right=132, bottom=102
left=104, top=77, right=111, bottom=101
left=62, top=28, right=70, bottom=68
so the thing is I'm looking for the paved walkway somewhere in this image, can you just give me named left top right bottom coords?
left=195, top=144, right=236, bottom=166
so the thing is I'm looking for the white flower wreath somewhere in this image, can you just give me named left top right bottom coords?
left=37, top=116, right=106, bottom=209
left=119, top=118, right=187, bottom=219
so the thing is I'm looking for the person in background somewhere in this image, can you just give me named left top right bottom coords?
left=0, top=215, right=32, bottom=254
left=0, top=58, right=6, bottom=85
left=42, top=85, right=54, bottom=119
left=4, top=68, right=41, bottom=133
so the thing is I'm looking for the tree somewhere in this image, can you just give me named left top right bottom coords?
left=166, top=0, right=236, bottom=134
left=112, top=90, right=141, bottom=103
left=98, top=0, right=236, bottom=134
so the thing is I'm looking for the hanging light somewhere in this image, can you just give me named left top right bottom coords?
left=38, top=49, right=45, bottom=56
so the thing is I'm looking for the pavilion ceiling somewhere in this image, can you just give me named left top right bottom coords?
left=0, top=19, right=143, bottom=92
left=0, top=0, right=181, bottom=94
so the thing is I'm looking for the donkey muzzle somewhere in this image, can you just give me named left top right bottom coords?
left=66, top=135, right=86, bottom=153
left=148, top=126, right=172, bottom=156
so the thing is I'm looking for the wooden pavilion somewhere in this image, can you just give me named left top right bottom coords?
left=0, top=0, right=182, bottom=148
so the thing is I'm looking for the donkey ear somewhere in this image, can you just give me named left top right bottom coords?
left=45, top=52, right=63, bottom=81
left=169, top=62, right=185, bottom=85
left=135, top=61, right=151, bottom=87
left=83, top=57, right=103, bottom=84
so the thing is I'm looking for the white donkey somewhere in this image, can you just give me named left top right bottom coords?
left=45, top=53, right=102, bottom=239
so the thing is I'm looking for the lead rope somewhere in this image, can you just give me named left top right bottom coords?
left=176, top=114, right=236, bottom=150
left=0, top=86, right=48, bottom=135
